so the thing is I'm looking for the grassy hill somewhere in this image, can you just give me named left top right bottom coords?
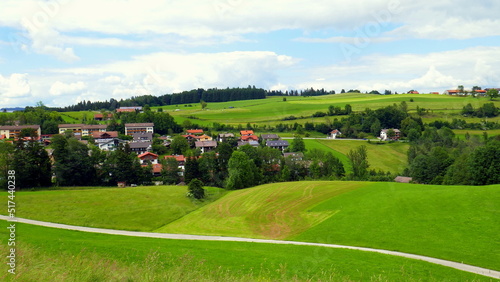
left=3, top=181, right=499, bottom=271
left=155, top=93, right=500, bottom=127
left=0, top=186, right=226, bottom=231
left=0, top=222, right=490, bottom=281
left=303, top=139, right=410, bottom=173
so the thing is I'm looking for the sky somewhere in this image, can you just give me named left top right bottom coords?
left=0, top=0, right=500, bottom=108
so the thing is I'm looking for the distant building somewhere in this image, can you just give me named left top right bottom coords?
left=94, top=113, right=113, bottom=121
left=266, top=140, right=289, bottom=151
left=128, top=141, right=152, bottom=154
left=58, top=124, right=107, bottom=136
left=125, top=123, right=154, bottom=136
left=260, top=134, right=280, bottom=141
left=132, top=132, right=153, bottom=143
left=327, top=129, right=341, bottom=139
left=195, top=140, right=218, bottom=154
left=0, top=125, right=41, bottom=139
left=116, top=106, right=142, bottom=113
left=138, top=152, right=159, bottom=165
left=237, top=140, right=259, bottom=148
left=186, top=129, right=204, bottom=135
left=218, top=133, right=235, bottom=142
left=283, top=152, right=304, bottom=161
left=380, top=129, right=401, bottom=141
left=92, top=131, right=119, bottom=142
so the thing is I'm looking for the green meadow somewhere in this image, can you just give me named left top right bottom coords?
left=0, top=186, right=226, bottom=231
left=0, top=223, right=490, bottom=281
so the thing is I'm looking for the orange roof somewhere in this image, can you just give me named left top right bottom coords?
left=138, top=152, right=158, bottom=159
left=195, top=134, right=211, bottom=139
left=164, top=155, right=185, bottom=162
left=141, top=163, right=162, bottom=174
left=241, top=135, right=258, bottom=141
left=187, top=129, right=204, bottom=134
left=240, top=130, right=254, bottom=135
left=0, top=135, right=6, bottom=140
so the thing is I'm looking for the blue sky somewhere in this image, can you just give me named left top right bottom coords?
left=1, top=0, right=500, bottom=108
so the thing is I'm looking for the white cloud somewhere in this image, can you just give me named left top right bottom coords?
left=0, top=73, right=31, bottom=98
left=49, top=81, right=86, bottom=96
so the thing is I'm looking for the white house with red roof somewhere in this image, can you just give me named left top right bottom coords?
left=327, top=129, right=341, bottom=139
left=138, top=152, right=159, bottom=165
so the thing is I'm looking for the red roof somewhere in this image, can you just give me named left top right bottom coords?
left=240, top=130, right=254, bottom=136
left=182, top=134, right=197, bottom=139
left=92, top=131, right=118, bottom=139
left=164, top=155, right=185, bottom=162
left=94, top=113, right=113, bottom=118
left=187, top=129, right=204, bottom=134
left=474, top=90, right=486, bottom=93
left=241, top=135, right=259, bottom=141
left=138, top=152, right=158, bottom=159
left=0, top=135, right=6, bottom=140
left=116, top=108, right=136, bottom=113
left=330, top=129, right=340, bottom=134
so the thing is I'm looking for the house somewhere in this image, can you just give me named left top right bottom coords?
left=237, top=140, right=259, bottom=148
left=394, top=176, right=413, bottom=183
left=266, top=140, right=289, bottom=151
left=125, top=123, right=154, bottom=136
left=218, top=133, right=235, bottom=142
left=138, top=152, right=159, bottom=165
left=94, top=113, right=113, bottom=121
left=92, top=131, right=119, bottom=142
left=98, top=138, right=125, bottom=151
left=240, top=130, right=254, bottom=136
left=260, top=134, right=280, bottom=141
left=186, top=129, right=204, bottom=135
left=241, top=135, right=259, bottom=141
left=444, top=90, right=459, bottom=95
left=327, top=129, right=342, bottom=139
left=380, top=129, right=401, bottom=141
left=195, top=140, right=218, bottom=153
left=132, top=132, right=153, bottom=143
left=182, top=134, right=197, bottom=141
left=116, top=106, right=142, bottom=113
left=164, top=155, right=186, bottom=172
left=283, top=152, right=304, bottom=161
left=128, top=141, right=152, bottom=154
left=195, top=134, right=213, bottom=141
left=0, top=125, right=41, bottom=139
left=408, top=91, right=419, bottom=94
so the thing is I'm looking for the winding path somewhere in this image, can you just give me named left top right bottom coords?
left=1, top=215, right=499, bottom=279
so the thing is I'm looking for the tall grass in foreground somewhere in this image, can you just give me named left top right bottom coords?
left=1, top=244, right=475, bottom=282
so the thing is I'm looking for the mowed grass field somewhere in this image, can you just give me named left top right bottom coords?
left=303, top=139, right=410, bottom=174
left=0, top=186, right=226, bottom=231
left=0, top=223, right=490, bottom=281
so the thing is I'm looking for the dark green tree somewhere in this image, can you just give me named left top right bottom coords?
left=187, top=178, right=205, bottom=199
left=225, top=151, right=258, bottom=190
left=290, top=135, right=306, bottom=152
left=161, top=157, right=181, bottom=184
left=347, top=145, right=369, bottom=179
left=52, top=135, right=96, bottom=186
left=171, top=135, right=189, bottom=155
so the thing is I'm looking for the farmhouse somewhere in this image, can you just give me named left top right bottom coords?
left=380, top=129, right=401, bottom=141
left=125, top=123, right=154, bottom=136
left=240, top=130, right=254, bottom=136
left=92, top=131, right=118, bottom=141
left=0, top=125, right=41, bottom=139
left=267, top=140, right=289, bottom=151
left=195, top=140, right=218, bottom=153
left=327, top=129, right=341, bottom=139
left=241, top=135, right=259, bottom=141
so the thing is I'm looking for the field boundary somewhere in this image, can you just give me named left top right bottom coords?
left=2, top=215, right=499, bottom=279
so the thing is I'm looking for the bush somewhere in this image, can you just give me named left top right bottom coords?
left=187, top=179, right=205, bottom=199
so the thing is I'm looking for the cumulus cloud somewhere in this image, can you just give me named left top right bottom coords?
left=0, top=73, right=31, bottom=98
left=49, top=81, right=86, bottom=96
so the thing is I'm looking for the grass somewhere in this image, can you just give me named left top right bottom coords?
left=0, top=222, right=491, bottom=281
left=155, top=93, right=500, bottom=127
left=0, top=186, right=226, bottom=231
left=303, top=139, right=410, bottom=174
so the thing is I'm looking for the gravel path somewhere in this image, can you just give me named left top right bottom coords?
left=2, top=215, right=499, bottom=279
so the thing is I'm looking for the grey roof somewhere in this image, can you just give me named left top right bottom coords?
left=133, top=132, right=153, bottom=140
left=129, top=141, right=152, bottom=148
left=238, top=140, right=259, bottom=147
left=261, top=134, right=279, bottom=139
left=267, top=140, right=289, bottom=147
left=195, top=140, right=218, bottom=148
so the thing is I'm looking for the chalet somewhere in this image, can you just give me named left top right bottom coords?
left=283, top=152, right=304, bottom=161
left=94, top=113, right=113, bottom=121
left=138, top=152, right=159, bottom=165
left=186, top=129, right=204, bottom=135
left=195, top=140, right=218, bottom=153
left=380, top=129, right=401, bottom=141
left=125, top=123, right=154, bottom=136
left=327, top=129, right=341, bottom=139
left=237, top=140, right=259, bottom=148
left=0, top=125, right=41, bottom=139
left=266, top=140, right=289, bottom=151
left=132, top=132, right=153, bottom=142
left=218, top=133, right=235, bottom=142
left=116, top=106, right=142, bottom=113
left=128, top=141, right=152, bottom=154
left=260, top=134, right=280, bottom=141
